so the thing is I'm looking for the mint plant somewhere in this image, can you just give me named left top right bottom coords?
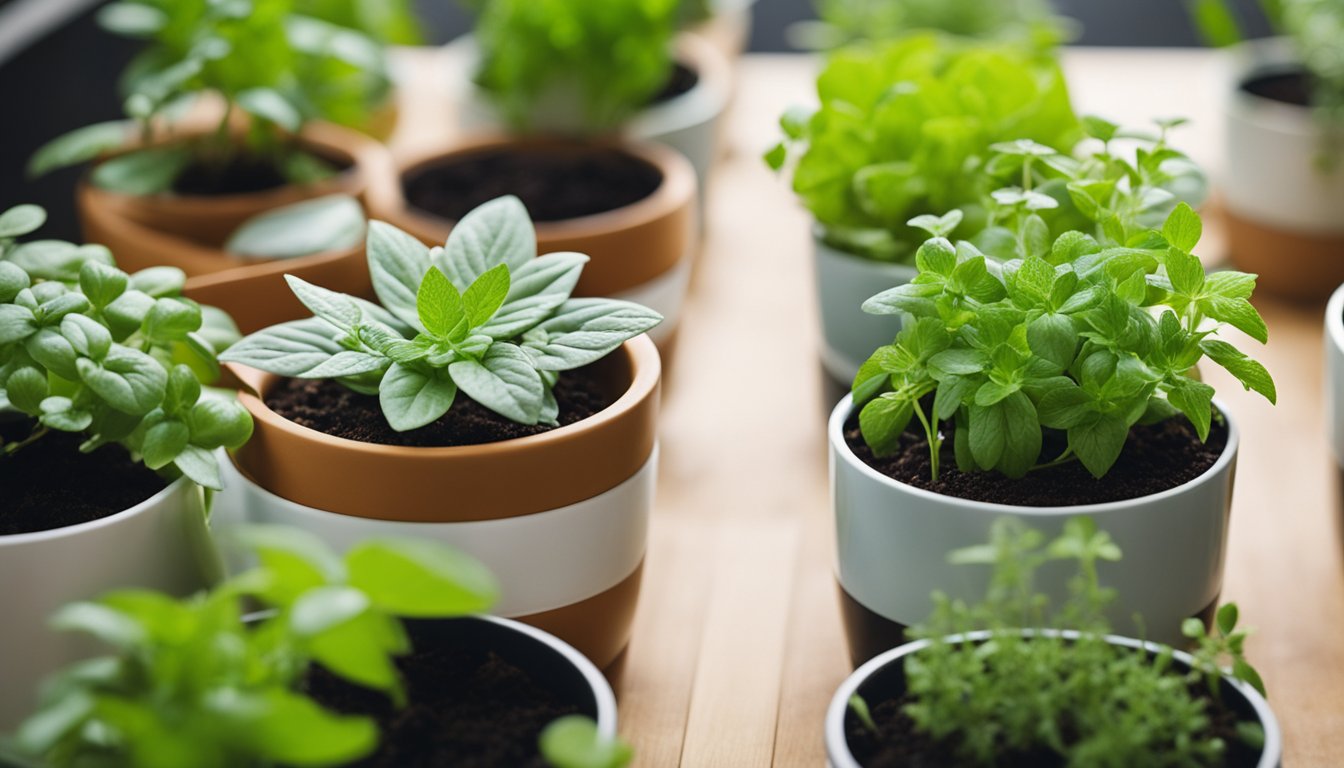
left=0, top=205, right=252, bottom=490
left=15, top=526, right=499, bottom=767
left=765, top=33, right=1080, bottom=261
left=849, top=517, right=1267, bottom=766
left=221, top=196, right=662, bottom=431
left=853, top=201, right=1275, bottom=481
left=540, top=716, right=634, bottom=768
left=470, top=0, right=681, bottom=132
left=28, top=0, right=392, bottom=193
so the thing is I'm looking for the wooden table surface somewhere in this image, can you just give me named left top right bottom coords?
left=390, top=48, right=1344, bottom=766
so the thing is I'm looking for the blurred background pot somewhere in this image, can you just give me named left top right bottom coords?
left=814, top=232, right=917, bottom=387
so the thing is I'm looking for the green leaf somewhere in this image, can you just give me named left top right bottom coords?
left=76, top=345, right=167, bottom=415
left=1069, top=413, right=1129, bottom=478
left=1233, top=658, right=1267, bottom=697
left=1037, top=384, right=1092, bottom=429
left=14, top=691, right=95, bottom=757
left=0, top=304, right=37, bottom=345
left=39, top=397, right=93, bottom=432
left=347, top=538, right=499, bottom=616
left=521, top=299, right=662, bottom=371
left=90, top=147, right=191, bottom=195
left=366, top=221, right=432, bottom=330
left=79, top=261, right=129, bottom=308
left=914, top=237, right=957, bottom=276
left=1189, top=0, right=1245, bottom=47
left=1216, top=603, right=1239, bottom=636
left=285, top=275, right=362, bottom=332
left=967, top=402, right=1007, bottom=470
left=305, top=609, right=406, bottom=696
left=186, top=398, right=253, bottom=450
left=908, top=211, right=964, bottom=239
left=300, top=350, right=387, bottom=380
left=50, top=602, right=145, bottom=649
left=174, top=444, right=222, bottom=489
left=1200, top=339, right=1276, bottom=404
left=0, top=261, right=30, bottom=303
left=0, top=204, right=46, bottom=238
left=476, top=252, right=587, bottom=339
left=143, top=298, right=202, bottom=342
left=142, top=419, right=190, bottom=470
left=4, top=366, right=47, bottom=414
left=763, top=143, right=787, bottom=171
left=290, top=585, right=371, bottom=638
left=539, top=716, right=633, bottom=768
left=1164, top=247, right=1205, bottom=297
left=1166, top=376, right=1215, bottom=441
left=462, top=264, right=511, bottom=329
left=130, top=266, right=187, bottom=297
left=236, top=689, right=379, bottom=766
left=416, top=267, right=465, bottom=340
left=859, top=394, right=914, bottom=457
left=234, top=526, right=344, bottom=605
left=449, top=344, right=544, bottom=424
left=28, top=121, right=129, bottom=178
left=220, top=319, right=346, bottom=378
left=225, top=195, right=365, bottom=259
left=438, top=196, right=535, bottom=289
left=97, top=2, right=168, bottom=36
left=236, top=88, right=303, bottom=133
left=1026, top=313, right=1076, bottom=370
left=378, top=363, right=457, bottom=432
left=1201, top=296, right=1268, bottom=344
left=1205, top=270, right=1256, bottom=300
left=1081, top=115, right=1120, bottom=143
left=25, top=328, right=78, bottom=380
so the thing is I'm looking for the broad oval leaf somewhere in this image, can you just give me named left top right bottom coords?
left=220, top=318, right=346, bottom=378
left=476, top=252, right=588, bottom=339
left=449, top=343, right=544, bottom=424
left=225, top=195, right=366, bottom=259
left=378, top=363, right=457, bottom=432
left=522, top=299, right=662, bottom=371
left=366, top=221, right=431, bottom=330
left=347, top=538, right=499, bottom=616
left=437, top=195, right=535, bottom=289
left=76, top=345, right=167, bottom=415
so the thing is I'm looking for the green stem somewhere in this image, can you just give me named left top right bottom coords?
left=913, top=401, right=940, bottom=482
left=2, top=426, right=49, bottom=457
left=1028, top=445, right=1077, bottom=473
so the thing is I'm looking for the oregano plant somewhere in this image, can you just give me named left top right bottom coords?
left=0, top=204, right=252, bottom=490
left=853, top=201, right=1275, bottom=480
left=220, top=196, right=662, bottom=431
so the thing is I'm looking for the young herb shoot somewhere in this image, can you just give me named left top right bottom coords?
left=540, top=716, right=635, bottom=768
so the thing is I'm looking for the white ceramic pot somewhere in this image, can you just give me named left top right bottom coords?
left=685, top=0, right=755, bottom=65
left=1324, top=284, right=1344, bottom=464
left=1221, top=37, right=1344, bottom=300
left=0, top=478, right=217, bottom=728
left=814, top=233, right=918, bottom=385
left=829, top=395, right=1240, bottom=664
left=824, top=630, right=1282, bottom=768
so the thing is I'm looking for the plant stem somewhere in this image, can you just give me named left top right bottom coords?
left=2, top=425, right=49, bottom=457
left=913, top=402, right=940, bottom=482
left=1029, top=445, right=1076, bottom=473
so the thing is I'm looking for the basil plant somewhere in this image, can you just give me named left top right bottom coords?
left=221, top=196, right=663, bottom=431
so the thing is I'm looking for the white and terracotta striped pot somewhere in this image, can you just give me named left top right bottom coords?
left=814, top=233, right=918, bottom=386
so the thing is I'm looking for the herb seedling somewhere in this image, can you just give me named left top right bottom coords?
left=540, top=715, right=634, bottom=768
left=220, top=195, right=662, bottom=431
left=796, top=0, right=1069, bottom=51
left=849, top=517, right=1267, bottom=766
left=15, top=526, right=499, bottom=767
left=470, top=0, right=681, bottom=132
left=28, top=0, right=392, bottom=193
left=765, top=33, right=1080, bottom=261
left=0, top=204, right=252, bottom=490
left=853, top=200, right=1274, bottom=481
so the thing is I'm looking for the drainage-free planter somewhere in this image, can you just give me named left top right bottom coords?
left=1221, top=37, right=1344, bottom=301
left=829, top=394, right=1240, bottom=665
left=824, top=630, right=1282, bottom=768
left=0, top=478, right=215, bottom=729
left=815, top=233, right=918, bottom=386
left=367, top=138, right=695, bottom=352
left=224, top=336, right=660, bottom=667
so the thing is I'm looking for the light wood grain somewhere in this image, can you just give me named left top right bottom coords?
left=389, top=48, right=1344, bottom=767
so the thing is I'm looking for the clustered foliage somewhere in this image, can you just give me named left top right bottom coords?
left=765, top=33, right=1080, bottom=262
left=853, top=196, right=1275, bottom=481
left=855, top=518, right=1267, bottom=767
left=0, top=205, right=252, bottom=489
left=294, top=0, right=423, bottom=45
left=470, top=0, right=682, bottom=132
left=16, top=527, right=500, bottom=767
left=221, top=196, right=662, bottom=431
left=29, top=0, right=393, bottom=193
left=798, top=0, right=1069, bottom=51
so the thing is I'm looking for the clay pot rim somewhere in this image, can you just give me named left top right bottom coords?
left=823, top=628, right=1281, bottom=768
left=828, top=393, right=1241, bottom=516
left=371, top=135, right=696, bottom=245
left=0, top=476, right=192, bottom=546
left=228, top=333, right=660, bottom=459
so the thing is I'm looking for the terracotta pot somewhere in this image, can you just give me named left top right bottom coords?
left=221, top=335, right=661, bottom=666
left=824, top=630, right=1282, bottom=768
left=1221, top=38, right=1344, bottom=301
left=366, top=137, right=695, bottom=351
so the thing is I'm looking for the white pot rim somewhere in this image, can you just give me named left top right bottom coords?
left=1326, top=283, right=1344, bottom=355
left=828, top=393, right=1240, bottom=516
left=628, top=33, right=730, bottom=135
left=825, top=628, right=1281, bottom=768
left=1224, top=37, right=1322, bottom=136
left=0, top=474, right=192, bottom=547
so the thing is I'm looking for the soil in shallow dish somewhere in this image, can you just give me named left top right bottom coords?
left=265, top=366, right=615, bottom=448
left=305, top=622, right=583, bottom=768
left=844, top=413, right=1229, bottom=506
left=401, top=144, right=664, bottom=223
left=1240, top=68, right=1315, bottom=107
left=0, top=421, right=166, bottom=536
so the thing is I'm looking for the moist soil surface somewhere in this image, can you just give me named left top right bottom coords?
left=1241, top=68, right=1314, bottom=107
left=306, top=624, right=581, bottom=768
left=265, top=367, right=613, bottom=448
left=650, top=62, right=699, bottom=104
left=845, top=414, right=1228, bottom=506
left=171, top=150, right=350, bottom=196
left=844, top=687, right=1260, bottom=767
left=401, top=145, right=663, bottom=223
left=0, top=422, right=166, bottom=536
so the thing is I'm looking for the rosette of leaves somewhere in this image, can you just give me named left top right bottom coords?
left=0, top=204, right=252, bottom=490
left=853, top=201, right=1275, bottom=481
left=794, top=0, right=1071, bottom=51
left=221, top=196, right=662, bottom=431
left=764, top=33, right=1080, bottom=262
left=470, top=0, right=681, bottom=132
left=28, top=0, right=392, bottom=193
left=13, top=527, right=500, bottom=767
left=850, top=517, right=1267, bottom=766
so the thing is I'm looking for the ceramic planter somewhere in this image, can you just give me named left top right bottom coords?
left=77, top=121, right=395, bottom=333
left=220, top=336, right=660, bottom=667
left=1221, top=38, right=1344, bottom=301
left=814, top=233, right=918, bottom=386
left=829, top=394, right=1240, bottom=665
left=1324, top=283, right=1344, bottom=464
left=824, top=630, right=1282, bottom=768
left=0, top=478, right=217, bottom=729
left=685, top=0, right=755, bottom=66
left=367, top=138, right=695, bottom=352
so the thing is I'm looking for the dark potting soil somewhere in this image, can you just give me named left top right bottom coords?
left=401, top=145, right=663, bottom=223
left=650, top=62, right=699, bottom=104
left=170, top=150, right=348, bottom=196
left=265, top=367, right=614, bottom=448
left=844, top=414, right=1228, bottom=506
left=305, top=624, right=580, bottom=768
left=1240, top=69, right=1315, bottom=108
left=0, top=423, right=166, bottom=536
left=844, top=686, right=1260, bottom=768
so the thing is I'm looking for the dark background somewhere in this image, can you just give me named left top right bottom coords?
left=0, top=0, right=1277, bottom=239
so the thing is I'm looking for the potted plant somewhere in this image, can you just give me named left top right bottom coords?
left=789, top=0, right=1073, bottom=51
left=765, top=33, right=1082, bottom=384
left=28, top=0, right=398, bottom=326
left=215, top=196, right=662, bottom=667
left=0, top=204, right=253, bottom=728
left=1188, top=0, right=1344, bottom=300
left=830, top=197, right=1276, bottom=664
left=11, top=526, right=633, bottom=767
left=825, top=519, right=1281, bottom=767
